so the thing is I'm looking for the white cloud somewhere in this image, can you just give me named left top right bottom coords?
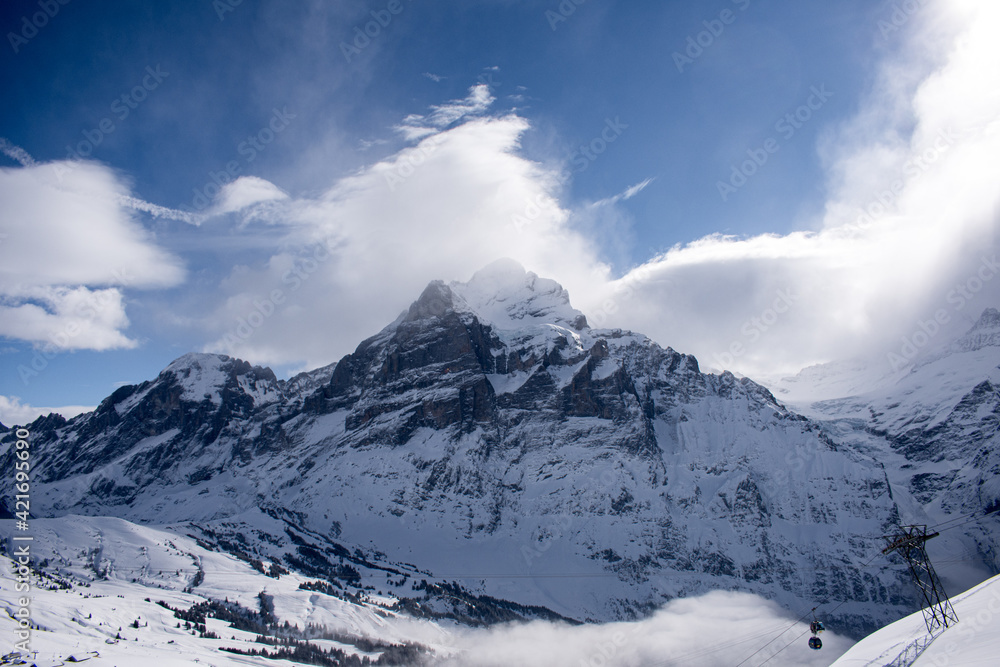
left=0, top=395, right=93, bottom=427
left=200, top=90, right=611, bottom=369
left=0, top=137, right=36, bottom=167
left=212, top=176, right=289, bottom=216
left=433, top=590, right=851, bottom=667
left=116, top=194, right=201, bottom=224
left=0, top=285, right=135, bottom=351
left=0, top=156, right=186, bottom=350
left=599, top=0, right=1000, bottom=377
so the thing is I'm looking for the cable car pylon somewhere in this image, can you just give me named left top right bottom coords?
left=882, top=525, right=959, bottom=634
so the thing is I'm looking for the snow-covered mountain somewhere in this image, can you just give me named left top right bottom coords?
left=763, top=307, right=1000, bottom=596
left=3, top=260, right=993, bottom=642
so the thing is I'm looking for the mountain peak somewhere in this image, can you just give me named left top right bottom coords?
left=465, top=257, right=529, bottom=288
left=953, top=306, right=1000, bottom=352
left=397, top=260, right=589, bottom=332
left=449, top=259, right=589, bottom=331
left=162, top=353, right=236, bottom=404
left=972, top=307, right=1000, bottom=330
left=403, top=280, right=456, bottom=323
left=162, top=352, right=277, bottom=405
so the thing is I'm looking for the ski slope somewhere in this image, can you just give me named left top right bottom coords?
left=832, top=572, right=1000, bottom=666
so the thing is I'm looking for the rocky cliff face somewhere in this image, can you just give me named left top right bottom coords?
left=2, top=261, right=950, bottom=636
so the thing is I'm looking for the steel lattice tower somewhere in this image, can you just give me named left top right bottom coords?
left=882, top=525, right=959, bottom=634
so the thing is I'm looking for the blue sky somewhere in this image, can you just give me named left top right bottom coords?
left=1, top=0, right=998, bottom=424
left=4, top=0, right=879, bottom=241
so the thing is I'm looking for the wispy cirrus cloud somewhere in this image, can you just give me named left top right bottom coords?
left=395, top=84, right=496, bottom=141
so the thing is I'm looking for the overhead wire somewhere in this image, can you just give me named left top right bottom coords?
left=737, top=548, right=886, bottom=667
left=928, top=507, right=1000, bottom=534
left=731, top=605, right=817, bottom=667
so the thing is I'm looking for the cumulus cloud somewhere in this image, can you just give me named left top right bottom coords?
left=430, top=590, right=851, bottom=667
left=0, top=395, right=94, bottom=427
left=0, top=285, right=135, bottom=351
left=0, top=155, right=185, bottom=350
left=601, top=0, right=1000, bottom=378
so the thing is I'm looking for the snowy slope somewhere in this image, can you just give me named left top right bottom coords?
left=0, top=515, right=859, bottom=667
left=0, top=515, right=439, bottom=666
left=832, top=572, right=1000, bottom=666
